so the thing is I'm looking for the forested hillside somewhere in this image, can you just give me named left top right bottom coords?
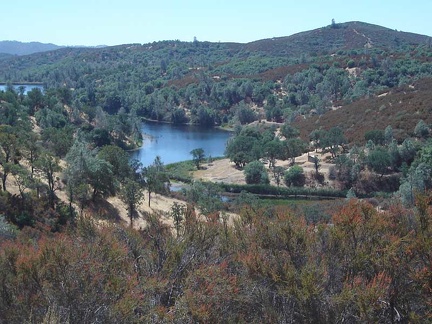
left=1, top=21, right=431, bottom=128
left=0, top=21, right=432, bottom=322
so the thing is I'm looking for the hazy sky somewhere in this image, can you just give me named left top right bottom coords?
left=1, top=0, right=430, bottom=46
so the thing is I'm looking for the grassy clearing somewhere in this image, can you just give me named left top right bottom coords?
left=166, top=160, right=196, bottom=183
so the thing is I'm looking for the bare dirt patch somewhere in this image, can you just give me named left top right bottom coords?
left=192, top=151, right=335, bottom=187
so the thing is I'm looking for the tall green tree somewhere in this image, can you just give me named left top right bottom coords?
left=119, top=178, right=143, bottom=227
left=65, top=139, right=115, bottom=203
left=367, top=147, right=391, bottom=178
left=190, top=148, right=205, bottom=170
left=284, top=138, right=307, bottom=165
left=98, top=145, right=131, bottom=180
left=34, top=152, right=62, bottom=208
left=142, top=156, right=169, bottom=207
left=0, top=126, right=19, bottom=191
left=170, top=202, right=186, bottom=237
left=272, top=166, right=286, bottom=186
left=321, top=127, right=347, bottom=158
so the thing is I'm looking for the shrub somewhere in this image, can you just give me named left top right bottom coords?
left=284, top=165, right=306, bottom=187
left=244, top=161, right=270, bottom=185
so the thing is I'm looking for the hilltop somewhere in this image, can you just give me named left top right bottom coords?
left=245, top=21, right=431, bottom=56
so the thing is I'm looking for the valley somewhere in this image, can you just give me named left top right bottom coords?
left=0, top=20, right=432, bottom=322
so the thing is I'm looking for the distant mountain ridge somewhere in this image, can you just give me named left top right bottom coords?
left=1, top=21, right=431, bottom=58
left=0, top=41, right=107, bottom=56
left=0, top=40, right=64, bottom=56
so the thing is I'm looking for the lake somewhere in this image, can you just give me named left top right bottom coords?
left=130, top=121, right=232, bottom=166
left=0, top=83, right=44, bottom=94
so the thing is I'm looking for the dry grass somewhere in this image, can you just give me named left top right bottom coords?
left=295, top=78, right=432, bottom=144
left=192, top=151, right=336, bottom=187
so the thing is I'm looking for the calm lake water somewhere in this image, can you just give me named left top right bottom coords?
left=130, top=121, right=232, bottom=166
left=0, top=84, right=44, bottom=94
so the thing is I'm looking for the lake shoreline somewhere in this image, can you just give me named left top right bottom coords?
left=141, top=117, right=234, bottom=132
left=130, top=120, right=232, bottom=167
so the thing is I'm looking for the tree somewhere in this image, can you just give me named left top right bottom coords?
left=98, top=145, right=131, bottom=179
left=171, top=108, right=188, bottom=124
left=0, top=125, right=19, bottom=191
left=34, top=153, right=62, bottom=208
left=309, top=129, right=324, bottom=152
left=284, top=138, right=307, bottom=165
left=244, top=160, right=269, bottom=185
left=264, top=138, right=284, bottom=168
left=21, top=132, right=41, bottom=178
left=384, top=125, right=393, bottom=145
left=234, top=102, right=257, bottom=124
left=170, top=202, right=186, bottom=237
left=65, top=139, right=115, bottom=203
left=312, top=155, right=321, bottom=176
left=86, top=156, right=116, bottom=201
left=364, top=129, right=385, bottom=146
left=399, top=138, right=417, bottom=165
left=0, top=215, right=17, bottom=239
left=190, top=148, right=205, bottom=170
left=142, top=156, right=169, bottom=207
left=284, top=165, right=305, bottom=187
left=367, top=147, right=391, bottom=178
left=10, top=164, right=33, bottom=200
left=225, top=135, right=255, bottom=168
left=414, top=120, right=429, bottom=139
left=321, top=127, right=347, bottom=158
left=185, top=181, right=223, bottom=215
left=280, top=123, right=300, bottom=139
left=195, top=106, right=215, bottom=126
left=41, top=126, right=74, bottom=157
left=398, top=167, right=428, bottom=206
left=272, top=166, right=285, bottom=186
left=119, top=178, right=143, bottom=227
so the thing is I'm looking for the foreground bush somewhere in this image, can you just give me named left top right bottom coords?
left=0, top=195, right=431, bottom=322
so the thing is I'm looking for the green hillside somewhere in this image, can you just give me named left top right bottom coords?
left=0, top=21, right=431, bottom=129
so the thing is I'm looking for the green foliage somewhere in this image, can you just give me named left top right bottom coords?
left=232, top=102, right=257, bottom=124
left=98, top=145, right=131, bottom=179
left=119, top=178, right=143, bottom=226
left=190, top=148, right=205, bottom=170
left=284, top=165, right=306, bottom=187
left=272, top=166, right=286, bottom=186
left=142, top=156, right=170, bottom=207
left=284, top=138, right=307, bottom=164
left=170, top=201, right=186, bottom=236
left=367, top=147, right=391, bottom=177
left=34, top=152, right=62, bottom=208
left=65, top=139, right=116, bottom=204
left=414, top=119, right=430, bottom=139
left=184, top=181, right=224, bottom=215
left=0, top=214, right=17, bottom=239
left=41, top=126, right=74, bottom=157
left=280, top=122, right=300, bottom=139
left=0, top=125, right=19, bottom=191
left=364, top=129, right=385, bottom=145
left=244, top=160, right=270, bottom=185
left=165, top=160, right=195, bottom=183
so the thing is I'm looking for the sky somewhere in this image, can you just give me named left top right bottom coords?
left=1, top=0, right=431, bottom=46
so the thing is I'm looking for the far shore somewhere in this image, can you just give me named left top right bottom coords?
left=141, top=117, right=234, bottom=132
